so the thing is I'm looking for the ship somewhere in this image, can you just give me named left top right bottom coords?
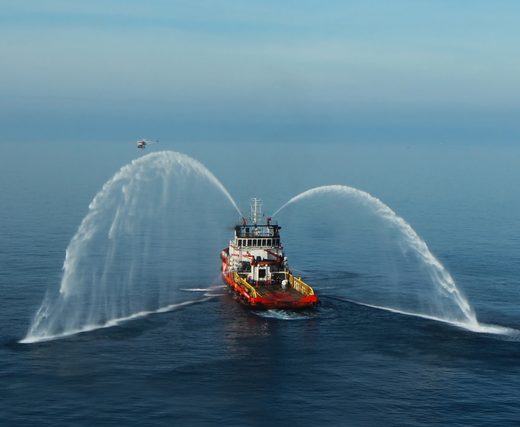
left=220, top=198, right=319, bottom=309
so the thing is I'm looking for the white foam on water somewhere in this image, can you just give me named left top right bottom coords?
left=20, top=297, right=213, bottom=344
left=337, top=297, right=519, bottom=336
left=253, top=309, right=313, bottom=321
left=180, top=285, right=226, bottom=292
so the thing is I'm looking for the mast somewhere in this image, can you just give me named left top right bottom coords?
left=250, top=198, right=263, bottom=224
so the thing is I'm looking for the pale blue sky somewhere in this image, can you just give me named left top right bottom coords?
left=1, top=0, right=519, bottom=143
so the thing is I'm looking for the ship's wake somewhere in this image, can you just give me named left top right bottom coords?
left=252, top=309, right=315, bottom=321
left=179, top=285, right=226, bottom=296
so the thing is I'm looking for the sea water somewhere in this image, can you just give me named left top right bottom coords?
left=1, top=141, right=519, bottom=426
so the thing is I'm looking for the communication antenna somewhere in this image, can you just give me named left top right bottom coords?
left=250, top=198, right=263, bottom=224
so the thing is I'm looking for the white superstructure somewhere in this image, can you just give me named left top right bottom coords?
left=227, top=198, right=286, bottom=284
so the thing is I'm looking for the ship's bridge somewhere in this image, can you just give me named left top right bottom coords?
left=234, top=224, right=281, bottom=247
left=234, top=198, right=281, bottom=248
left=235, top=223, right=280, bottom=238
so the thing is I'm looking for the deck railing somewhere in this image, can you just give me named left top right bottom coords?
left=286, top=273, right=315, bottom=296
left=233, top=272, right=258, bottom=298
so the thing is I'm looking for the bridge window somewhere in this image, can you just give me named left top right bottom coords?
left=267, top=239, right=272, bottom=246
left=247, top=239, right=252, bottom=246
left=259, top=268, right=266, bottom=279
left=238, top=240, right=242, bottom=247
left=253, top=239, right=257, bottom=246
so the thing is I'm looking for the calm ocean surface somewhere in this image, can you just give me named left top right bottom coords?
left=1, top=141, right=519, bottom=426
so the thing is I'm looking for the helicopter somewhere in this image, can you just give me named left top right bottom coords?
left=136, top=139, right=159, bottom=149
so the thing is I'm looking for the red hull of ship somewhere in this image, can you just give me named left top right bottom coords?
left=221, top=252, right=319, bottom=310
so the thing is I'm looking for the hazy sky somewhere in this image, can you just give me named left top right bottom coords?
left=1, top=0, right=519, bottom=143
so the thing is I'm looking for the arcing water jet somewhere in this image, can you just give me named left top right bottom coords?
left=274, top=185, right=480, bottom=328
left=22, top=151, right=240, bottom=343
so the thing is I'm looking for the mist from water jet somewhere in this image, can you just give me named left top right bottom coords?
left=274, top=184, right=480, bottom=329
left=22, top=151, right=240, bottom=343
